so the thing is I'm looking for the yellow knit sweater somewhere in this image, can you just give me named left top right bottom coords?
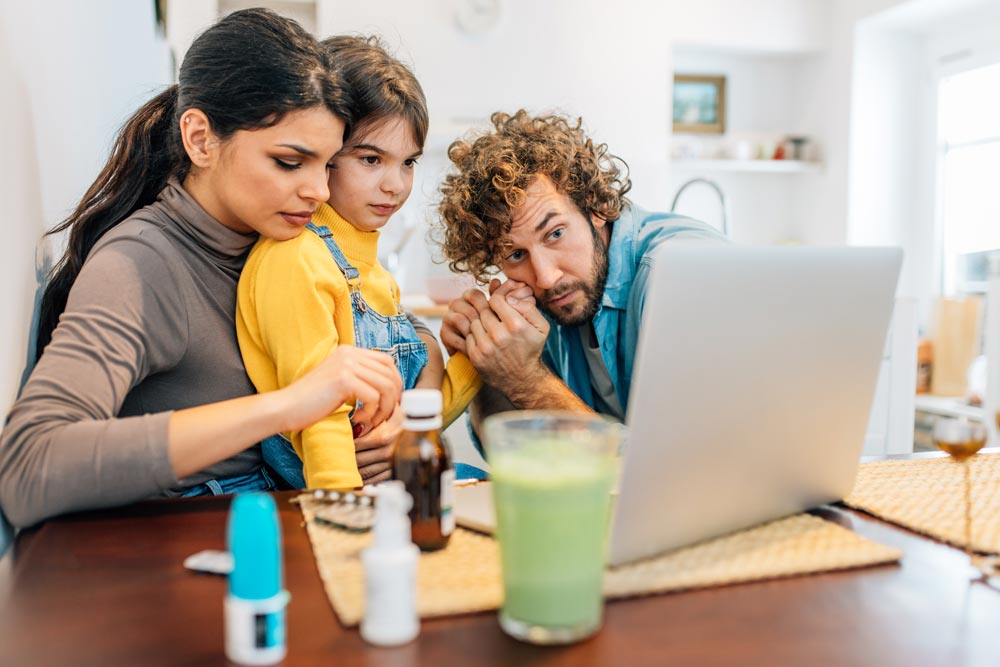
left=236, top=203, right=481, bottom=489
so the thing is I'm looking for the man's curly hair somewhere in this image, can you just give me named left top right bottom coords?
left=436, top=110, right=631, bottom=281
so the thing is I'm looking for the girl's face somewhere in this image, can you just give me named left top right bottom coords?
left=326, top=115, right=422, bottom=232
left=191, top=107, right=345, bottom=241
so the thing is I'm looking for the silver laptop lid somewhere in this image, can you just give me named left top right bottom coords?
left=608, top=244, right=902, bottom=566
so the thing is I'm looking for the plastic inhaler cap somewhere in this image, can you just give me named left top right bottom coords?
left=401, top=388, right=442, bottom=418
left=228, top=493, right=283, bottom=600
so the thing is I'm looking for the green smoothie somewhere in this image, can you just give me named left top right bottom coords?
left=490, top=451, right=616, bottom=636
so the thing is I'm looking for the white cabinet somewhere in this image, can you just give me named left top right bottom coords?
left=863, top=298, right=917, bottom=456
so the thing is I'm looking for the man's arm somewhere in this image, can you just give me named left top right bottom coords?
left=468, top=371, right=594, bottom=436
left=442, top=278, right=592, bottom=438
left=468, top=383, right=515, bottom=436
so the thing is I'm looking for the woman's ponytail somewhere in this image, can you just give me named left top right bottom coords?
left=35, top=8, right=353, bottom=359
left=35, top=85, right=182, bottom=357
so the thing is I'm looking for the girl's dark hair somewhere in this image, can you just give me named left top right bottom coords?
left=36, top=8, right=352, bottom=358
left=321, top=35, right=428, bottom=148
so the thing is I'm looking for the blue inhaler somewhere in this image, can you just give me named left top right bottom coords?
left=225, top=493, right=291, bottom=665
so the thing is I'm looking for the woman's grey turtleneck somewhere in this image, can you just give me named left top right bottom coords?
left=0, top=179, right=264, bottom=527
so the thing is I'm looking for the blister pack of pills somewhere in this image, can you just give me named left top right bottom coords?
left=309, top=489, right=376, bottom=532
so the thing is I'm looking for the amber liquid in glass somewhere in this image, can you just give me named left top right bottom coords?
left=933, top=437, right=987, bottom=461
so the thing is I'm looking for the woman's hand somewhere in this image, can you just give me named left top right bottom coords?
left=277, top=345, right=403, bottom=434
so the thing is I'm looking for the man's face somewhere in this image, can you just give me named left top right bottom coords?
left=499, top=174, right=610, bottom=327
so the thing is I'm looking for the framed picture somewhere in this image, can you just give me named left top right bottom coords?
left=672, top=74, right=726, bottom=134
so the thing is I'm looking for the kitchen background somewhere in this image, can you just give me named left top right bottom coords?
left=1, top=0, right=998, bottom=459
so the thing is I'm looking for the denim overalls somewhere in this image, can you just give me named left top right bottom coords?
left=261, top=222, right=429, bottom=489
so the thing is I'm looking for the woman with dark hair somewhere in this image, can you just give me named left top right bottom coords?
left=0, top=9, right=403, bottom=528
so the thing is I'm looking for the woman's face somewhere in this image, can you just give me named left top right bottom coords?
left=191, top=107, right=345, bottom=241
left=326, top=115, right=422, bottom=232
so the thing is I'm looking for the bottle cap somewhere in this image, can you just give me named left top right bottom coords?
left=227, top=493, right=283, bottom=600
left=401, top=389, right=442, bottom=418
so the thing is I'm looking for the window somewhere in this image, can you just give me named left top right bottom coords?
left=937, top=61, right=1000, bottom=295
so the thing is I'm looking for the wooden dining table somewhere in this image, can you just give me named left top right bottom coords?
left=2, top=452, right=999, bottom=667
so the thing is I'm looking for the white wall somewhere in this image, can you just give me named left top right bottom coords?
left=10, top=0, right=965, bottom=361
left=0, top=12, right=44, bottom=415
left=658, top=0, right=830, bottom=54
left=15, top=1, right=962, bottom=306
left=847, top=26, right=925, bottom=295
left=846, top=0, right=1000, bottom=328
left=0, top=1, right=169, bottom=412
left=2, top=1, right=170, bottom=232
left=309, top=0, right=835, bottom=287
left=318, top=0, right=674, bottom=208
left=166, top=0, right=218, bottom=79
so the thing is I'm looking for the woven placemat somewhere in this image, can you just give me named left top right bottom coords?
left=298, top=497, right=900, bottom=626
left=845, top=452, right=1000, bottom=553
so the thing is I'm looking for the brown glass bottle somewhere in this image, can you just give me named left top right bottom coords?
left=392, top=389, right=454, bottom=551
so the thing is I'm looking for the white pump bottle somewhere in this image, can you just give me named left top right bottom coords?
left=360, top=481, right=420, bottom=645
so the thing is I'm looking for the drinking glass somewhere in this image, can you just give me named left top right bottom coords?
left=483, top=412, right=621, bottom=644
left=932, top=417, right=996, bottom=576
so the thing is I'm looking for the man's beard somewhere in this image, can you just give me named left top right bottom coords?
left=537, top=222, right=610, bottom=327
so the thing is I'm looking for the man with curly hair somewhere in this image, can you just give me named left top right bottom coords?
left=437, top=110, right=723, bottom=429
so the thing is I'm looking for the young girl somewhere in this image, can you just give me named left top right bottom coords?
left=0, top=10, right=404, bottom=529
left=237, top=36, right=521, bottom=490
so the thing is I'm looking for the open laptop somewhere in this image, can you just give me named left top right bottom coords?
left=455, top=244, right=902, bottom=567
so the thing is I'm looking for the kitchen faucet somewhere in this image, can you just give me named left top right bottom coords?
left=379, top=211, right=419, bottom=276
left=670, top=177, right=731, bottom=238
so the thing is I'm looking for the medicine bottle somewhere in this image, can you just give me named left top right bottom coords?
left=392, top=389, right=454, bottom=551
left=360, top=481, right=419, bottom=646
left=225, top=493, right=290, bottom=666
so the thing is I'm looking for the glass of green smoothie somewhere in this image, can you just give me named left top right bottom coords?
left=483, top=412, right=621, bottom=644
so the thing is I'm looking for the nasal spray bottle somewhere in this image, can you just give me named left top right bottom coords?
left=361, top=481, right=420, bottom=645
left=225, top=493, right=290, bottom=665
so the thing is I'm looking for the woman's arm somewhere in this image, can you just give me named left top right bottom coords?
left=0, top=239, right=401, bottom=528
left=169, top=344, right=401, bottom=478
left=0, top=240, right=187, bottom=528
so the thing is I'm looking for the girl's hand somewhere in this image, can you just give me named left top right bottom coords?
left=353, top=402, right=403, bottom=484
left=277, top=345, right=402, bottom=433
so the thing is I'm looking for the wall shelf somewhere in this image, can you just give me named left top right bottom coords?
left=914, top=394, right=983, bottom=422
left=670, top=159, right=822, bottom=173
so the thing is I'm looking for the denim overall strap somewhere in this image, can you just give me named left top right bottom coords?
left=306, top=222, right=367, bottom=314
left=259, top=223, right=432, bottom=490
left=303, top=223, right=428, bottom=389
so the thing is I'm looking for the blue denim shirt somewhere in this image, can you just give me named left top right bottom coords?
left=541, top=204, right=724, bottom=416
